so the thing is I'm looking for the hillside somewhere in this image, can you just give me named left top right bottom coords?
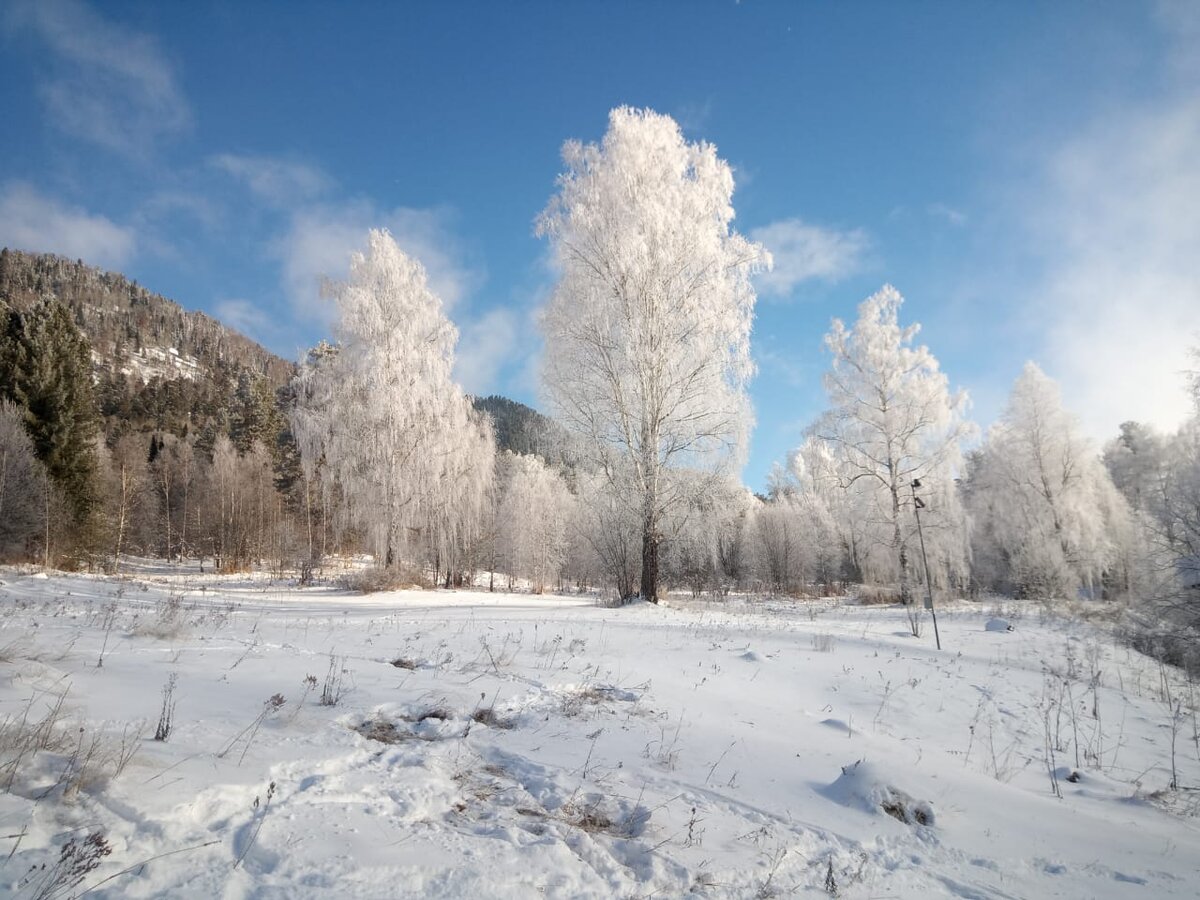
left=471, top=394, right=577, bottom=469
left=0, top=249, right=293, bottom=386
left=0, top=248, right=560, bottom=458
left=0, top=249, right=294, bottom=447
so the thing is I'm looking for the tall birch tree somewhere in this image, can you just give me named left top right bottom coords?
left=807, top=286, right=973, bottom=599
left=291, top=229, right=494, bottom=571
left=538, top=107, right=768, bottom=602
left=965, top=362, right=1131, bottom=599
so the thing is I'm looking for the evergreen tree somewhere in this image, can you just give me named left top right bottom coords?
left=0, top=297, right=100, bottom=525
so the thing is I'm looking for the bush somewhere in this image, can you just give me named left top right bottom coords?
left=341, top=565, right=430, bottom=593
left=133, top=593, right=188, bottom=639
left=856, top=585, right=902, bottom=606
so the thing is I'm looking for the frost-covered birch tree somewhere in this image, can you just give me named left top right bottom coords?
left=538, top=107, right=768, bottom=603
left=497, top=453, right=575, bottom=593
left=963, top=362, right=1130, bottom=599
left=291, top=229, right=494, bottom=571
left=807, top=286, right=973, bottom=599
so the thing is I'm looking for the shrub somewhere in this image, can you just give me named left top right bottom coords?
left=133, top=593, right=188, bottom=639
left=856, top=585, right=902, bottom=606
left=154, top=674, right=177, bottom=742
left=341, top=565, right=429, bottom=593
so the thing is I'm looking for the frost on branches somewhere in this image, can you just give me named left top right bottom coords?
left=806, top=286, right=973, bottom=600
left=496, top=453, right=575, bottom=594
left=290, top=229, right=494, bottom=572
left=965, top=363, right=1131, bottom=600
left=537, top=106, right=769, bottom=603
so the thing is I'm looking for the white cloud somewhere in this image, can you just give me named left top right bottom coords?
left=750, top=218, right=869, bottom=297
left=211, top=154, right=332, bottom=207
left=0, top=182, right=135, bottom=267
left=1027, top=69, right=1200, bottom=437
left=928, top=203, right=968, bottom=227
left=214, top=299, right=271, bottom=341
left=277, top=201, right=484, bottom=325
left=6, top=0, right=190, bottom=156
left=755, top=345, right=809, bottom=389
left=673, top=98, right=713, bottom=134
left=454, top=307, right=520, bottom=396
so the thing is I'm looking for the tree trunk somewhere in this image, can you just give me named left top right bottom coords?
left=113, top=464, right=128, bottom=570
left=640, top=517, right=659, bottom=604
left=891, top=481, right=911, bottom=603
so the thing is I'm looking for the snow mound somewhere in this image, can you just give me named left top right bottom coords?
left=825, top=759, right=935, bottom=827
left=985, top=618, right=1014, bottom=632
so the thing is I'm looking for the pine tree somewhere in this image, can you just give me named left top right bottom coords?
left=0, top=297, right=100, bottom=527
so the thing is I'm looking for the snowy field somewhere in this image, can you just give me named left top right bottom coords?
left=0, top=568, right=1197, bottom=898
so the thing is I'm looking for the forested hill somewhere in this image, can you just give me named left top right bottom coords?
left=0, top=250, right=293, bottom=384
left=0, top=248, right=560, bottom=459
left=0, top=248, right=295, bottom=447
left=471, top=394, right=575, bottom=467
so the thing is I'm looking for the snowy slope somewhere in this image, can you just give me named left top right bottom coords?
left=0, top=569, right=1196, bottom=898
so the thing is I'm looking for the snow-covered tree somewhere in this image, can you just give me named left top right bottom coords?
left=662, top=475, right=753, bottom=596
left=538, top=107, right=768, bottom=602
left=497, top=453, right=575, bottom=593
left=755, top=456, right=845, bottom=595
left=806, top=286, right=973, bottom=598
left=291, top=229, right=494, bottom=572
left=425, top=411, right=495, bottom=586
left=964, top=362, right=1130, bottom=600
left=570, top=470, right=641, bottom=602
left=1104, top=421, right=1168, bottom=514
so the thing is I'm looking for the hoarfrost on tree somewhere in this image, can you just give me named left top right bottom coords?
left=291, top=229, right=494, bottom=571
left=964, top=362, right=1130, bottom=600
left=538, top=106, right=769, bottom=602
left=805, top=285, right=973, bottom=599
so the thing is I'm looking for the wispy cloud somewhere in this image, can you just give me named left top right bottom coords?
left=755, top=345, right=810, bottom=389
left=928, top=203, right=968, bottom=227
left=5, top=0, right=190, bottom=156
left=214, top=298, right=271, bottom=341
left=0, top=182, right=135, bottom=267
left=750, top=218, right=869, bottom=298
left=455, top=306, right=520, bottom=396
left=1026, top=38, right=1200, bottom=437
left=277, top=200, right=484, bottom=325
left=211, top=154, right=332, bottom=207
left=673, top=98, right=714, bottom=134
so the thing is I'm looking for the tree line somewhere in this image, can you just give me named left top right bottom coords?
left=0, top=108, right=1195, bottom=666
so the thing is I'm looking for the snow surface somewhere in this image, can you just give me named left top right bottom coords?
left=0, top=569, right=1196, bottom=897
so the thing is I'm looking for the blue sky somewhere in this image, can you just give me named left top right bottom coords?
left=2, top=0, right=1197, bottom=489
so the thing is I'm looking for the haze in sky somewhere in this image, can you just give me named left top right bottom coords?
left=1, top=0, right=1196, bottom=488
